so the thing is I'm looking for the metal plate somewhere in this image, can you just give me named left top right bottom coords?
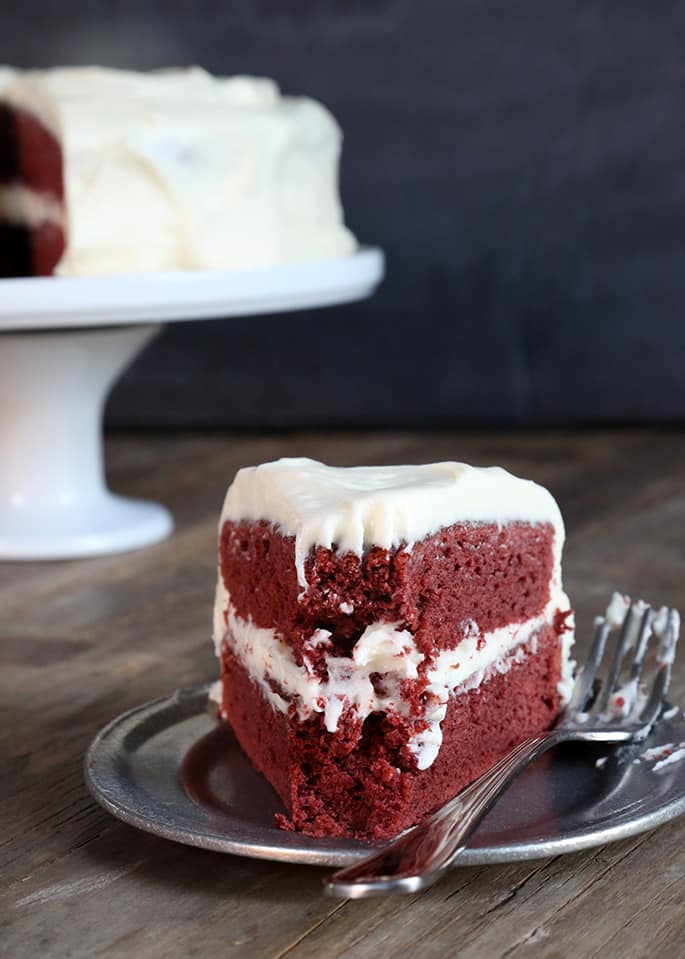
left=85, top=685, right=685, bottom=867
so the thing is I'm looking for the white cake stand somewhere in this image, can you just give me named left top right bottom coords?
left=0, top=247, right=384, bottom=561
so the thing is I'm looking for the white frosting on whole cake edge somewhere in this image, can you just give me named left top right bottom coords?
left=0, top=66, right=356, bottom=275
left=220, top=457, right=565, bottom=590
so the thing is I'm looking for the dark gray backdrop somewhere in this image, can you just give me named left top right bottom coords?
left=4, top=1, right=685, bottom=426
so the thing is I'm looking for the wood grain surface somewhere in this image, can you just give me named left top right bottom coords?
left=2, top=429, right=684, bottom=958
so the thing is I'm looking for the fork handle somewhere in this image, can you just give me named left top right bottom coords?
left=323, top=731, right=564, bottom=898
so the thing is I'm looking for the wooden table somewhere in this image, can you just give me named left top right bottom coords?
left=2, top=430, right=684, bottom=958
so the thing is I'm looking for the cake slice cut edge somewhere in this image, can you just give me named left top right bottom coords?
left=0, top=66, right=356, bottom=278
left=212, top=458, right=575, bottom=839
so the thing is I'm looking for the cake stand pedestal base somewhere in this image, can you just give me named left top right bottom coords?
left=0, top=324, right=173, bottom=560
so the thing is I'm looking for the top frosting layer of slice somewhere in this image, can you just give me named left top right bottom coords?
left=220, top=458, right=565, bottom=589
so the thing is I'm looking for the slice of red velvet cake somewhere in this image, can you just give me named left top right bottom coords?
left=212, top=458, right=574, bottom=840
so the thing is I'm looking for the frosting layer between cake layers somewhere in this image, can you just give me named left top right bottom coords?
left=214, top=586, right=571, bottom=769
left=0, top=66, right=355, bottom=275
left=0, top=184, right=64, bottom=229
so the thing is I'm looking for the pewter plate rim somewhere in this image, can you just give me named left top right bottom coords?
left=84, top=684, right=685, bottom=867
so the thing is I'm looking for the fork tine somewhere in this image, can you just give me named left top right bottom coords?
left=639, top=664, right=670, bottom=728
left=628, top=606, right=654, bottom=687
left=639, top=608, right=680, bottom=727
left=593, top=603, right=644, bottom=715
left=656, top=608, right=680, bottom=666
left=567, top=619, right=610, bottom=712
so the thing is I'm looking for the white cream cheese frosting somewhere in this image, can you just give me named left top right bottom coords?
left=220, top=457, right=565, bottom=590
left=0, top=66, right=356, bottom=275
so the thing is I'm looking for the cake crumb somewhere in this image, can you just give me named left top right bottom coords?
left=641, top=743, right=675, bottom=763
left=274, top=813, right=296, bottom=832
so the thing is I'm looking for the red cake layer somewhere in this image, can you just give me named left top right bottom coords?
left=0, top=103, right=65, bottom=277
left=0, top=104, right=64, bottom=196
left=219, top=520, right=555, bottom=664
left=219, top=622, right=562, bottom=839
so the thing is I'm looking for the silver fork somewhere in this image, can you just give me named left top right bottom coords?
left=323, top=597, right=680, bottom=898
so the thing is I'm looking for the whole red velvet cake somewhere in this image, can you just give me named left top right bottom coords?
left=0, top=67, right=355, bottom=278
left=212, top=458, right=574, bottom=839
